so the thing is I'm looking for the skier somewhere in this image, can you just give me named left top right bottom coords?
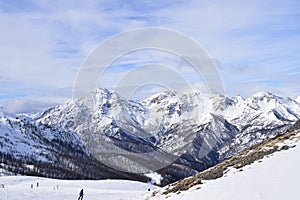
left=78, top=189, right=84, bottom=200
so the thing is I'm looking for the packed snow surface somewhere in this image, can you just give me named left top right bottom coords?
left=0, top=176, right=158, bottom=200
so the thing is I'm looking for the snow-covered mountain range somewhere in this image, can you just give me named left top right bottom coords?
left=1, top=89, right=300, bottom=185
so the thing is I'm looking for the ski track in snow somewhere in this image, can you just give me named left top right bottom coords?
left=0, top=177, right=158, bottom=200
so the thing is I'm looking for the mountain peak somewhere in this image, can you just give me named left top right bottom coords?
left=296, top=96, right=300, bottom=104
left=252, top=92, right=274, bottom=99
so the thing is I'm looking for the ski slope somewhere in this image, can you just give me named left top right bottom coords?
left=1, top=138, right=299, bottom=200
left=0, top=176, right=158, bottom=200
left=149, top=139, right=300, bottom=200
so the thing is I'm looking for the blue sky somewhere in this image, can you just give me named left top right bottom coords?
left=0, top=0, right=300, bottom=113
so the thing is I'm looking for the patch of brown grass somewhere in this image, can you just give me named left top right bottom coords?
left=162, top=177, right=202, bottom=195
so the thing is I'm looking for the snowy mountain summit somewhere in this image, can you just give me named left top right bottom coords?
left=1, top=89, right=300, bottom=185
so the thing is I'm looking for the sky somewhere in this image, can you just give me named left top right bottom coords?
left=0, top=0, right=299, bottom=113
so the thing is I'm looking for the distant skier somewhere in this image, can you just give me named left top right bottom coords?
left=78, top=189, right=84, bottom=200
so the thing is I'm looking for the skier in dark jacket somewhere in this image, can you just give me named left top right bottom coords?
left=78, top=189, right=84, bottom=200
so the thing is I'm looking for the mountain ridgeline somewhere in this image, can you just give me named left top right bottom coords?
left=1, top=89, right=300, bottom=186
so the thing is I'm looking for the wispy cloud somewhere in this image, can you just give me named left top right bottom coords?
left=0, top=0, right=299, bottom=113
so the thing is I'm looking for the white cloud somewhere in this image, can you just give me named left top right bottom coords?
left=0, top=0, right=299, bottom=112
left=0, top=98, right=59, bottom=114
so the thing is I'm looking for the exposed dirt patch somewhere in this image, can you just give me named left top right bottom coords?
left=162, top=177, right=202, bottom=195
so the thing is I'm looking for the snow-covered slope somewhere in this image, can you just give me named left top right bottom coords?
left=150, top=142, right=300, bottom=200
left=1, top=128, right=299, bottom=200
left=148, top=124, right=300, bottom=200
left=0, top=113, right=84, bottom=161
left=0, top=112, right=147, bottom=182
left=0, top=176, right=158, bottom=200
left=296, top=96, right=300, bottom=104
left=219, top=92, right=300, bottom=159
